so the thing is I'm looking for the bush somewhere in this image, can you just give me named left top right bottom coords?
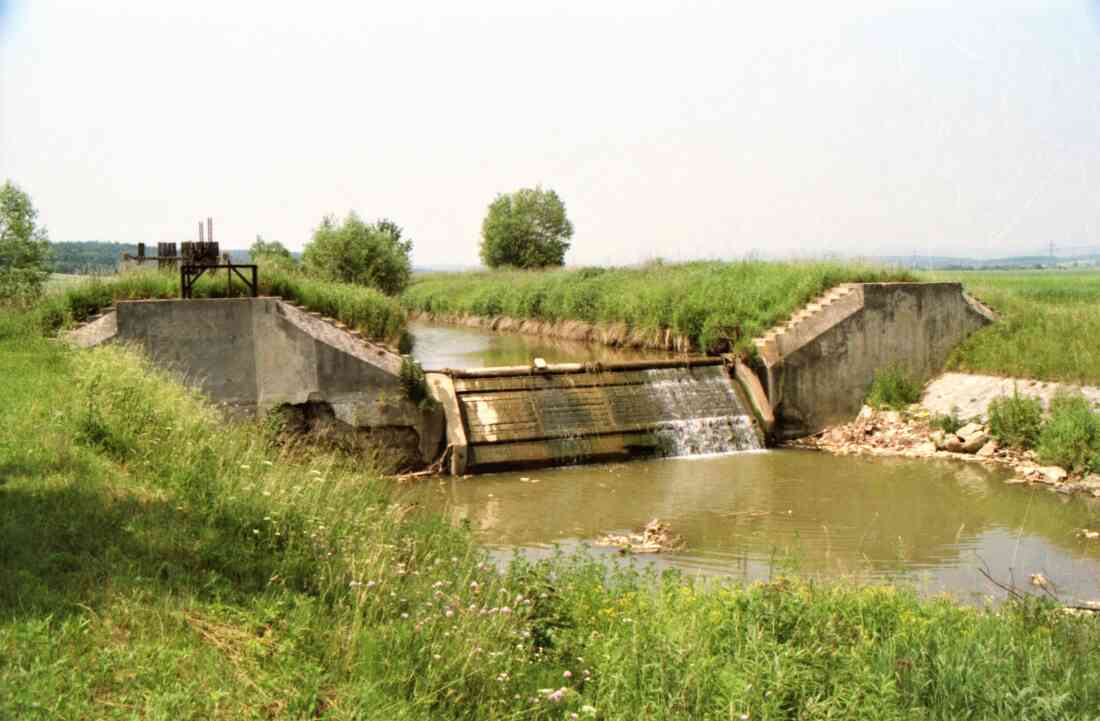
left=931, top=405, right=965, bottom=434
left=1036, top=392, right=1100, bottom=472
left=302, top=213, right=412, bottom=295
left=480, top=186, right=573, bottom=269
left=866, top=364, right=922, bottom=410
left=987, top=391, right=1044, bottom=449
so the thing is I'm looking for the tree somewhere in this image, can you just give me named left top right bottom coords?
left=480, top=186, right=573, bottom=269
left=0, top=180, right=52, bottom=301
left=302, top=213, right=412, bottom=295
left=249, top=235, right=293, bottom=262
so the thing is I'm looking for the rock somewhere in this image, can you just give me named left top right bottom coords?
left=956, top=422, right=985, bottom=439
left=960, top=432, right=989, bottom=454
left=975, top=440, right=999, bottom=458
left=1081, top=474, right=1100, bottom=491
left=858, top=405, right=874, bottom=420
left=912, top=441, right=937, bottom=456
left=1035, top=466, right=1068, bottom=484
left=929, top=430, right=946, bottom=448
left=941, top=436, right=965, bottom=453
left=881, top=410, right=901, bottom=425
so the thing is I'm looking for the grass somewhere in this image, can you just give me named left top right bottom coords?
left=925, top=269, right=1100, bottom=385
left=866, top=364, right=922, bottom=410
left=988, top=392, right=1045, bottom=450
left=4, top=303, right=1100, bottom=719
left=1036, top=393, right=1100, bottom=473
left=30, top=264, right=407, bottom=344
left=402, top=261, right=914, bottom=353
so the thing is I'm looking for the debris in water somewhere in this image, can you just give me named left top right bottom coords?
left=595, top=519, right=683, bottom=553
left=1078, top=529, right=1100, bottom=540
left=1030, top=573, right=1051, bottom=589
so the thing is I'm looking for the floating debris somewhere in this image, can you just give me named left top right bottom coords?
left=595, top=518, right=683, bottom=553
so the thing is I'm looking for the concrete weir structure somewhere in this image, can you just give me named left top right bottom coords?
left=754, top=282, right=995, bottom=439
left=69, top=298, right=443, bottom=465
left=426, top=359, right=766, bottom=475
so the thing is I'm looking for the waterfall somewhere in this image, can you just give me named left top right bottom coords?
left=642, top=367, right=765, bottom=456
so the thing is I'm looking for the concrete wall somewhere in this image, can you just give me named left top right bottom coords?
left=113, top=297, right=442, bottom=463
left=760, top=283, right=994, bottom=439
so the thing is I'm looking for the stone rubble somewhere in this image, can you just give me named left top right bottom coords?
left=595, top=518, right=684, bottom=554
left=790, top=405, right=1100, bottom=498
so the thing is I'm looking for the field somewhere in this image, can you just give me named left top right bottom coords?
left=925, top=270, right=1100, bottom=385
left=3, top=304, right=1100, bottom=720
left=401, top=261, right=914, bottom=353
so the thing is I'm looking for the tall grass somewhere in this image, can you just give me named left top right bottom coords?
left=926, top=269, right=1100, bottom=384
left=31, top=263, right=407, bottom=343
left=4, top=304, right=1100, bottom=719
left=402, top=261, right=914, bottom=353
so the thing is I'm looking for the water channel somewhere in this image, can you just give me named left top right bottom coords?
left=409, top=321, right=1100, bottom=603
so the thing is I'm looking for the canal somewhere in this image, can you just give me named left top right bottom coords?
left=410, top=321, right=1100, bottom=603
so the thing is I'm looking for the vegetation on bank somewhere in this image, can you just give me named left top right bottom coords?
left=3, top=306, right=1100, bottom=719
left=927, top=269, right=1100, bottom=385
left=30, top=264, right=407, bottom=344
left=402, top=261, right=915, bottom=353
left=986, top=391, right=1100, bottom=473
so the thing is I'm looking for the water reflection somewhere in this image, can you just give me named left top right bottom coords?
left=409, top=321, right=673, bottom=370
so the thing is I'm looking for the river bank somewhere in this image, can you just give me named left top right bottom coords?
left=6, top=305, right=1100, bottom=718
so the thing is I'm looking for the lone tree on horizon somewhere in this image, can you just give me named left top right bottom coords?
left=479, top=186, right=573, bottom=269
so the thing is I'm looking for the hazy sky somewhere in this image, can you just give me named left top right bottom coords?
left=2, top=1, right=1099, bottom=266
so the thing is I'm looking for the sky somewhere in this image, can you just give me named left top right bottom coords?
left=2, top=0, right=1099, bottom=266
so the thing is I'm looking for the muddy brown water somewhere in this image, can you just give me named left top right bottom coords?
left=410, top=322, right=1100, bottom=603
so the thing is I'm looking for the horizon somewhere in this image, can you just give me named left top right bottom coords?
left=3, top=1, right=1100, bottom=265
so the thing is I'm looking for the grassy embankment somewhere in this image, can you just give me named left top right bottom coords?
left=401, top=261, right=915, bottom=353
left=4, top=305, right=1100, bottom=719
left=30, top=264, right=407, bottom=345
left=926, top=270, right=1100, bottom=386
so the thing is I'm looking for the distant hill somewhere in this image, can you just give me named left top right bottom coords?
left=875, top=253, right=1100, bottom=270
left=50, top=241, right=137, bottom=273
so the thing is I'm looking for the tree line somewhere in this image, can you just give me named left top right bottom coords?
left=0, top=179, right=574, bottom=304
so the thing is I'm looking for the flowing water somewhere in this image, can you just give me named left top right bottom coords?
left=410, top=322, right=1100, bottom=603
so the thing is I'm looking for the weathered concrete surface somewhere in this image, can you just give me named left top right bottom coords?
left=108, top=298, right=442, bottom=463
left=922, top=372, right=1100, bottom=420
left=429, top=359, right=763, bottom=474
left=66, top=310, right=118, bottom=348
left=757, top=283, right=995, bottom=439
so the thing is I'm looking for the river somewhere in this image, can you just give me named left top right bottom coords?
left=409, top=321, right=1100, bottom=603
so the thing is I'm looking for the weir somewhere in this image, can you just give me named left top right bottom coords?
left=65, top=281, right=995, bottom=476
left=426, top=359, right=765, bottom=475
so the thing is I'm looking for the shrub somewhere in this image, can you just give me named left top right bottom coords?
left=931, top=406, right=965, bottom=434
left=302, top=213, right=412, bottom=294
left=399, top=355, right=431, bottom=407
left=866, top=364, right=922, bottom=410
left=987, top=391, right=1044, bottom=449
left=1036, top=392, right=1100, bottom=472
left=480, top=186, right=573, bottom=269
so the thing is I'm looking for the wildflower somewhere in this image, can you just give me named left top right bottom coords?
left=400, top=612, right=409, bottom=619
left=500, top=606, right=512, bottom=615
left=563, top=670, right=572, bottom=679
left=445, top=609, right=454, bottom=618
left=546, top=687, right=566, bottom=703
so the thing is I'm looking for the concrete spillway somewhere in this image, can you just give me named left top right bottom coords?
left=427, top=359, right=765, bottom=474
